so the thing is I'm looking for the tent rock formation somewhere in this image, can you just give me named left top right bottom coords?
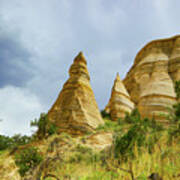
left=48, top=52, right=104, bottom=135
left=106, top=73, right=134, bottom=121
left=123, top=35, right=180, bottom=122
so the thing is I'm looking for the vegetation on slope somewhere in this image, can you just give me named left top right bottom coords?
left=0, top=81, right=180, bottom=179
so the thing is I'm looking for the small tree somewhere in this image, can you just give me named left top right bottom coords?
left=31, top=113, right=57, bottom=139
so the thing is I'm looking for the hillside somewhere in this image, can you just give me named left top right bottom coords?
left=0, top=116, right=180, bottom=179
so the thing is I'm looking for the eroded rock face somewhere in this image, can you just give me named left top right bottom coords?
left=124, top=35, right=180, bottom=122
left=106, top=73, right=134, bottom=121
left=48, top=52, right=104, bottom=135
left=138, top=61, right=177, bottom=122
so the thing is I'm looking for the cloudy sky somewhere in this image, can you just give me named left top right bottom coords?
left=0, top=0, right=180, bottom=136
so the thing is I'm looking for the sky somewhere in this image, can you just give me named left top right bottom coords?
left=0, top=0, right=180, bottom=136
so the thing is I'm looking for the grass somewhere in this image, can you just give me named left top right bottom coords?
left=0, top=118, right=180, bottom=179
left=37, top=123, right=180, bottom=180
left=41, top=138, right=180, bottom=179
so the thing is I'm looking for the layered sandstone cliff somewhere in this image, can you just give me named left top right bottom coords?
left=48, top=52, right=104, bottom=135
left=106, top=73, right=134, bottom=121
left=124, top=35, right=180, bottom=122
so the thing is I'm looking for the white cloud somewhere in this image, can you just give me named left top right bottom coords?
left=0, top=86, right=44, bottom=136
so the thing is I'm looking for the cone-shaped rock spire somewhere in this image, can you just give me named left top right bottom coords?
left=105, top=73, right=134, bottom=121
left=48, top=52, right=104, bottom=135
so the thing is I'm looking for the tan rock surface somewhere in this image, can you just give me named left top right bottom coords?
left=48, top=52, right=104, bottom=135
left=0, top=153, right=20, bottom=180
left=124, top=35, right=180, bottom=122
left=106, top=73, right=134, bottom=121
left=138, top=61, right=177, bottom=123
left=85, top=132, right=113, bottom=151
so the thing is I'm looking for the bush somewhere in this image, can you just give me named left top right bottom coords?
left=31, top=113, right=58, bottom=139
left=0, top=134, right=32, bottom=151
left=124, top=109, right=141, bottom=124
left=113, top=111, right=163, bottom=161
left=15, top=147, right=43, bottom=176
left=0, top=135, right=12, bottom=150
left=96, top=119, right=121, bottom=132
left=168, top=103, right=180, bottom=142
left=68, top=144, right=94, bottom=164
left=168, top=81, right=180, bottom=142
left=175, top=81, right=180, bottom=99
left=11, top=134, right=32, bottom=146
left=101, top=110, right=111, bottom=119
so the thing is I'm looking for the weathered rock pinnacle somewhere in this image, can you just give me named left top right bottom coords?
left=48, top=52, right=104, bottom=135
left=105, top=73, right=134, bottom=121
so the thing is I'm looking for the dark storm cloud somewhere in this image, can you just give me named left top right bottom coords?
left=0, top=31, right=33, bottom=87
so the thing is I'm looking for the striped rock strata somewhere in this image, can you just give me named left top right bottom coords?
left=124, top=35, right=180, bottom=122
left=48, top=52, right=104, bottom=135
left=106, top=73, right=134, bottom=121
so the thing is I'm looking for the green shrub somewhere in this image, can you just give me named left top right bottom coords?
left=0, top=135, right=12, bottom=150
left=175, top=81, right=180, bottom=99
left=75, top=144, right=93, bottom=154
left=68, top=144, right=94, bottom=164
left=68, top=144, right=102, bottom=165
left=31, top=113, right=58, bottom=139
left=113, top=111, right=163, bottom=161
left=96, top=119, right=121, bottom=132
left=15, top=147, right=43, bottom=176
left=124, top=109, right=141, bottom=124
left=0, top=134, right=32, bottom=151
left=11, top=134, right=32, bottom=146
left=168, top=81, right=180, bottom=142
left=101, top=110, right=111, bottom=119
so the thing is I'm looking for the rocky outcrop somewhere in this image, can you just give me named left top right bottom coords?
left=48, top=52, right=104, bottom=135
left=85, top=132, right=113, bottom=151
left=106, top=73, right=134, bottom=121
left=138, top=61, right=177, bottom=123
left=124, top=35, right=180, bottom=122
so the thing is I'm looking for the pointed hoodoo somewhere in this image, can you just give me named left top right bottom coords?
left=106, top=73, right=134, bottom=121
left=48, top=52, right=104, bottom=135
